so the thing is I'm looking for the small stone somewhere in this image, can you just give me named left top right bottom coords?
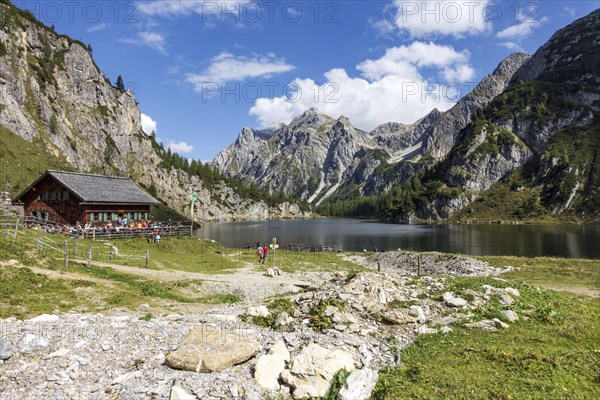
left=499, top=293, right=515, bottom=305
left=273, top=312, right=292, bottom=328
left=170, top=385, right=195, bottom=400
left=247, top=306, right=270, bottom=317
left=0, top=340, right=14, bottom=361
left=464, top=320, right=498, bottom=332
left=415, top=325, right=437, bottom=335
left=324, top=305, right=339, bottom=317
left=44, top=348, right=71, bottom=359
left=504, top=288, right=520, bottom=297
left=500, top=310, right=519, bottom=322
left=440, top=326, right=453, bottom=334
left=78, top=357, right=91, bottom=366
left=273, top=267, right=283, bottom=275
left=493, top=318, right=510, bottom=329
left=382, top=310, right=418, bottom=325
left=408, top=306, right=427, bottom=324
left=442, top=292, right=467, bottom=307
left=112, top=370, right=142, bottom=385
left=265, top=268, right=275, bottom=277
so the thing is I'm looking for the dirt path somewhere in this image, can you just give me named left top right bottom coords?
left=536, top=284, right=600, bottom=298
left=70, top=259, right=322, bottom=302
left=0, top=260, right=115, bottom=286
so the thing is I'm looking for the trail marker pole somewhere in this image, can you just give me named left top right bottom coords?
left=87, top=246, right=92, bottom=267
left=64, top=241, right=68, bottom=267
left=13, top=217, right=19, bottom=242
left=145, top=250, right=149, bottom=267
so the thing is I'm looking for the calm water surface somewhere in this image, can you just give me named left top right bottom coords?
left=196, top=219, right=600, bottom=259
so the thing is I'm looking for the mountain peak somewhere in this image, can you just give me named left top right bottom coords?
left=288, top=108, right=335, bottom=131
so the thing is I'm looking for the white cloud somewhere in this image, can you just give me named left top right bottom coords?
left=121, top=31, right=168, bottom=55
left=168, top=141, right=194, bottom=154
left=388, top=0, right=491, bottom=38
left=499, top=41, right=524, bottom=51
left=87, top=22, right=109, bottom=33
left=139, top=0, right=251, bottom=17
left=496, top=16, right=549, bottom=39
left=563, top=7, right=576, bottom=18
left=186, top=52, right=294, bottom=90
left=249, top=41, right=477, bottom=131
left=141, top=113, right=157, bottom=135
left=357, top=41, right=474, bottom=81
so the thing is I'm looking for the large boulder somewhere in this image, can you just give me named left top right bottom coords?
left=165, top=325, right=261, bottom=372
left=281, top=343, right=356, bottom=399
left=338, top=368, right=379, bottom=400
left=254, top=340, right=290, bottom=390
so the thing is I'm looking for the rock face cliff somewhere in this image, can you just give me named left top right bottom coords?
left=0, top=2, right=309, bottom=222
left=214, top=107, right=439, bottom=204
left=214, top=52, right=531, bottom=207
left=215, top=9, right=599, bottom=222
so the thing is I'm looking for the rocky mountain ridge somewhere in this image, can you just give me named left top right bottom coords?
left=0, top=1, right=309, bottom=222
left=215, top=9, right=600, bottom=222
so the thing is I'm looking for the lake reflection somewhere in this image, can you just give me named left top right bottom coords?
left=196, top=219, right=600, bottom=259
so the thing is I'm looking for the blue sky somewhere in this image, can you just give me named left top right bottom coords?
left=17, top=0, right=599, bottom=161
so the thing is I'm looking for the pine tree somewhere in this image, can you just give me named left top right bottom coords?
left=86, top=44, right=93, bottom=54
left=116, top=75, right=125, bottom=91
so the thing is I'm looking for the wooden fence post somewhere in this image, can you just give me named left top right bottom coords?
left=73, top=241, right=78, bottom=258
left=417, top=255, right=421, bottom=276
left=109, top=246, right=113, bottom=261
left=378, top=261, right=381, bottom=272
left=87, top=246, right=92, bottom=267
left=13, top=217, right=19, bottom=242
left=145, top=250, right=149, bottom=267
left=38, top=237, right=42, bottom=253
left=64, top=241, right=68, bottom=267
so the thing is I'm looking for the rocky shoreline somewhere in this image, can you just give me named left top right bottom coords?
left=0, top=252, right=524, bottom=399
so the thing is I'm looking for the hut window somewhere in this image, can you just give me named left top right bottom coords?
left=90, top=213, right=95, bottom=222
left=63, top=191, right=69, bottom=200
left=50, top=191, right=56, bottom=201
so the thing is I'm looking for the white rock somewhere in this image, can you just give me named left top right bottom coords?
left=281, top=343, right=356, bottom=399
left=440, top=326, right=453, bottom=334
left=442, top=292, right=467, bottom=307
left=464, top=320, right=498, bottom=332
left=500, top=310, right=519, bottom=322
left=170, top=385, right=195, bottom=400
left=493, top=318, right=510, bottom=330
left=28, top=314, right=60, bottom=323
left=499, top=293, right=515, bottom=305
left=505, top=288, right=520, bottom=297
left=44, top=348, right=71, bottom=359
left=112, top=370, right=142, bottom=385
left=415, top=325, right=437, bottom=335
left=338, top=368, right=379, bottom=400
left=254, top=340, right=290, bottom=391
left=408, top=306, right=427, bottom=324
left=247, top=306, right=270, bottom=318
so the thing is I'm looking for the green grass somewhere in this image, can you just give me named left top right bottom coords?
left=268, top=249, right=366, bottom=273
left=0, top=265, right=94, bottom=319
left=479, top=256, right=600, bottom=290
left=0, top=124, right=71, bottom=194
left=372, top=282, right=600, bottom=399
left=105, top=236, right=243, bottom=273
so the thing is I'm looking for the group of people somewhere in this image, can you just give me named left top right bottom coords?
left=253, top=241, right=270, bottom=264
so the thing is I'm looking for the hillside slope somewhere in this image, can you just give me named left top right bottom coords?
left=0, top=1, right=308, bottom=222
